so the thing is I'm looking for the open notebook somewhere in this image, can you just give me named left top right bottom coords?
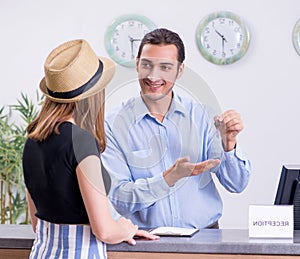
left=149, top=227, right=199, bottom=237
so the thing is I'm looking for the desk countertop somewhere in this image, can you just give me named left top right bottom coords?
left=1, top=225, right=300, bottom=255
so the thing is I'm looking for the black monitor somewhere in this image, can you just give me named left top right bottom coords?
left=274, top=165, right=300, bottom=230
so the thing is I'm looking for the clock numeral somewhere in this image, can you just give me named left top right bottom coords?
left=205, top=27, right=210, bottom=34
left=115, top=46, right=119, bottom=51
left=128, top=20, right=135, bottom=27
left=213, top=49, right=217, bottom=56
left=228, top=20, right=234, bottom=26
left=112, top=38, right=117, bottom=44
left=114, top=30, right=119, bottom=36
left=230, top=49, right=235, bottom=55
left=206, top=44, right=210, bottom=49
left=234, top=27, right=241, bottom=33
left=222, top=52, right=226, bottom=58
left=239, top=34, right=244, bottom=41
left=138, top=23, right=144, bottom=29
left=121, top=52, right=126, bottom=58
left=204, top=36, right=208, bottom=42
left=219, top=18, right=225, bottom=24
left=236, top=43, right=241, bottom=49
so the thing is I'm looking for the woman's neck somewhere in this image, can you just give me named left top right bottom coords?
left=65, top=117, right=75, bottom=124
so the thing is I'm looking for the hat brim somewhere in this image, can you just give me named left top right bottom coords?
left=39, top=57, right=115, bottom=103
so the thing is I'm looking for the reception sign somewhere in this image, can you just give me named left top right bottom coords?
left=249, top=205, right=293, bottom=238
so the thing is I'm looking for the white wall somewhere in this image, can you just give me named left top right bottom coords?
left=1, top=0, right=300, bottom=229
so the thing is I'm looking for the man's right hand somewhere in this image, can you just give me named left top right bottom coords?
left=164, top=157, right=220, bottom=187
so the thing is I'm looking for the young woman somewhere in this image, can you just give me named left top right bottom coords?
left=22, top=39, right=158, bottom=259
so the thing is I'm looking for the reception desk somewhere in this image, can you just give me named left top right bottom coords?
left=1, top=224, right=300, bottom=258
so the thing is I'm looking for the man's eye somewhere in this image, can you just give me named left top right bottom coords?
left=141, top=63, right=152, bottom=69
left=161, top=65, right=172, bottom=71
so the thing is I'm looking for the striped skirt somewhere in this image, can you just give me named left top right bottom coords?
left=30, top=219, right=107, bottom=259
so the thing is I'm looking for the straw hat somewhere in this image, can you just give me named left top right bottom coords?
left=39, top=39, right=115, bottom=103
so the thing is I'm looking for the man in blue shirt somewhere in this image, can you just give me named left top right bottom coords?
left=102, top=28, right=251, bottom=229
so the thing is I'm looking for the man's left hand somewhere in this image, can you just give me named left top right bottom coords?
left=214, top=109, right=244, bottom=152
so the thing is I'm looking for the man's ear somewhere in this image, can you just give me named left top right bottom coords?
left=176, top=63, right=185, bottom=79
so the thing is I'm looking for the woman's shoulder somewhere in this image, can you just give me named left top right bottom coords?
left=66, top=123, right=96, bottom=145
left=66, top=123, right=100, bottom=162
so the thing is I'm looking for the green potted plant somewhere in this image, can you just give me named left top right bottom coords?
left=0, top=92, right=42, bottom=224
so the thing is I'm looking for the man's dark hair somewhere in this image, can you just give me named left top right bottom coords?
left=137, top=28, right=185, bottom=63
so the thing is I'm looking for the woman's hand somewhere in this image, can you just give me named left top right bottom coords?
left=126, top=229, right=160, bottom=246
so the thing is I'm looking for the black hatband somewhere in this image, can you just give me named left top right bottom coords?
left=47, top=60, right=103, bottom=99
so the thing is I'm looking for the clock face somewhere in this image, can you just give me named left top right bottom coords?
left=292, top=18, right=300, bottom=56
left=196, top=11, right=250, bottom=65
left=105, top=14, right=156, bottom=67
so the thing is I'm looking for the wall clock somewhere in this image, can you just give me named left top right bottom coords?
left=195, top=11, right=250, bottom=65
left=292, top=18, right=300, bottom=56
left=104, top=14, right=156, bottom=68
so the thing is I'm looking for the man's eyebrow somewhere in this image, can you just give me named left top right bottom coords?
left=140, top=58, right=175, bottom=66
left=160, top=62, right=175, bottom=66
left=140, top=58, right=152, bottom=63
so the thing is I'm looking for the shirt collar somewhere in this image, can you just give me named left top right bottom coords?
left=169, top=91, right=187, bottom=116
left=133, top=95, right=149, bottom=123
left=133, top=91, right=188, bottom=124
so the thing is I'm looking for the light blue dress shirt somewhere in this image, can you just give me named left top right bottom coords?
left=101, top=92, right=251, bottom=229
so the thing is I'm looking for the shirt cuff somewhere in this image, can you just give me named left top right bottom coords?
left=224, top=142, right=248, bottom=163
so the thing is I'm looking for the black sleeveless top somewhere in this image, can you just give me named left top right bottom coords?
left=22, top=122, right=100, bottom=224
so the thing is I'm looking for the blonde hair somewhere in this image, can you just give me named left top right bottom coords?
left=27, top=90, right=106, bottom=153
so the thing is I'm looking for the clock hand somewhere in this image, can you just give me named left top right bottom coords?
left=222, top=37, right=225, bottom=54
left=128, top=36, right=134, bottom=42
left=214, top=29, right=228, bottom=54
left=128, top=36, right=134, bottom=59
left=214, top=29, right=224, bottom=38
left=214, top=29, right=228, bottom=42
left=128, top=36, right=142, bottom=59
left=128, top=35, right=142, bottom=42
